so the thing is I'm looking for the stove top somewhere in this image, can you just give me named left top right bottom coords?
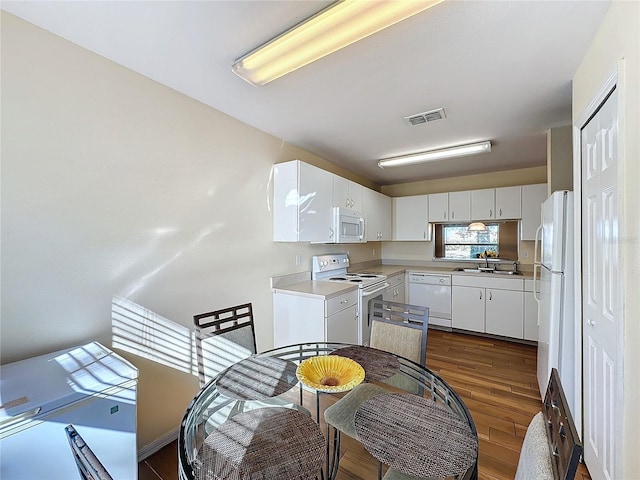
left=312, top=254, right=386, bottom=287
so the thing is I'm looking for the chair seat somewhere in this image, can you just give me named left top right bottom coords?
left=198, top=407, right=324, bottom=480
left=323, top=383, right=387, bottom=438
left=514, top=411, right=554, bottom=480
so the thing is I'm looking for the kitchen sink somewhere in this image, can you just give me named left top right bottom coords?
left=452, top=268, right=522, bottom=275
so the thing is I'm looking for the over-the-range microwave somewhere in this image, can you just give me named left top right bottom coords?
left=313, top=207, right=366, bottom=244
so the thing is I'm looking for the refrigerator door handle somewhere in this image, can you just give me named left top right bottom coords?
left=533, top=224, right=543, bottom=305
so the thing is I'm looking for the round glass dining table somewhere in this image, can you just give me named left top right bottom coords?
left=178, top=342, right=478, bottom=480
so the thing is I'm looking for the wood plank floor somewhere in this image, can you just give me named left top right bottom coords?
left=139, top=330, right=591, bottom=480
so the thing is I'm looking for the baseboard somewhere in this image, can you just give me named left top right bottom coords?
left=138, top=427, right=179, bottom=461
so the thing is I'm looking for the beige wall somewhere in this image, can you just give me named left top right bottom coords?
left=572, top=1, right=640, bottom=477
left=381, top=165, right=547, bottom=197
left=0, top=12, right=379, bottom=452
left=547, top=125, right=573, bottom=193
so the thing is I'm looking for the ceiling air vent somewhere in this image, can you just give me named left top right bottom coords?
left=405, top=108, right=446, bottom=126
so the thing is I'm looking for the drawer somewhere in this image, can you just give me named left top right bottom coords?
left=452, top=274, right=524, bottom=291
left=326, top=290, right=358, bottom=316
left=387, top=273, right=404, bottom=288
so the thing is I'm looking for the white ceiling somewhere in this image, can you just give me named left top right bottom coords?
left=2, top=0, right=611, bottom=185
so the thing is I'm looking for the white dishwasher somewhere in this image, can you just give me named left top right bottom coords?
left=408, top=272, right=452, bottom=329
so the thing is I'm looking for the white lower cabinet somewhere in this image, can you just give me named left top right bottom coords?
left=485, top=288, right=523, bottom=338
left=273, top=289, right=358, bottom=347
left=383, top=273, right=405, bottom=302
left=523, top=279, right=539, bottom=341
left=452, top=286, right=485, bottom=332
left=452, top=275, right=524, bottom=339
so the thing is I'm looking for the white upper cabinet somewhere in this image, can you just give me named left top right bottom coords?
left=363, top=188, right=392, bottom=241
left=448, top=191, right=471, bottom=222
left=333, top=176, right=363, bottom=211
left=495, top=186, right=522, bottom=219
left=471, top=189, right=496, bottom=220
left=428, top=192, right=449, bottom=222
left=520, top=183, right=548, bottom=240
left=393, top=195, right=429, bottom=241
left=273, top=160, right=334, bottom=242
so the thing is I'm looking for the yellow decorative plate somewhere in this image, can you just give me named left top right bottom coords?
left=296, top=355, right=365, bottom=393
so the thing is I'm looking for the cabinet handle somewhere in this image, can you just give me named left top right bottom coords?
left=489, top=291, right=492, bottom=301
left=329, top=228, right=334, bottom=238
left=499, top=208, right=503, bottom=217
left=443, top=211, right=446, bottom=219
left=341, top=299, right=348, bottom=304
left=451, top=211, right=454, bottom=219
left=490, top=209, right=493, bottom=218
left=479, top=291, right=483, bottom=300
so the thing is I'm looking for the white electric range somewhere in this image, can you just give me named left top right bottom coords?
left=312, top=254, right=388, bottom=345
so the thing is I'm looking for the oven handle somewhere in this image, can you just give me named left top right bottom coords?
left=362, top=283, right=389, bottom=297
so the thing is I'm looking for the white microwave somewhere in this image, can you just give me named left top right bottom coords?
left=332, top=207, right=366, bottom=243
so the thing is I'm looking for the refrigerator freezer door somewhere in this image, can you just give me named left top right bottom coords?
left=537, top=266, right=563, bottom=398
left=541, top=191, right=570, bottom=272
left=0, top=343, right=138, bottom=479
left=0, top=342, right=138, bottom=419
left=0, top=384, right=137, bottom=479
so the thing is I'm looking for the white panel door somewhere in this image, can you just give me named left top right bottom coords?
left=582, top=88, right=621, bottom=480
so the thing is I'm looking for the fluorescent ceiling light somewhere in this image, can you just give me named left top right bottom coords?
left=232, top=0, right=444, bottom=86
left=377, top=141, right=492, bottom=169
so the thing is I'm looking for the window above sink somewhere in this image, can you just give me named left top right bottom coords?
left=433, top=221, right=519, bottom=261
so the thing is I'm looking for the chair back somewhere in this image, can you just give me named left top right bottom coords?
left=194, top=303, right=257, bottom=387
left=515, top=368, right=582, bottom=480
left=65, top=424, right=113, bottom=480
left=368, top=298, right=429, bottom=366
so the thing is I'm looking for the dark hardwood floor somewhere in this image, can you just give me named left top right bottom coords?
left=139, top=330, right=591, bottom=480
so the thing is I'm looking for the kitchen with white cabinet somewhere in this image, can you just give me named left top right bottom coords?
left=272, top=159, right=546, bottom=345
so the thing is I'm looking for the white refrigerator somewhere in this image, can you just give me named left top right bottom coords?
left=535, top=190, right=580, bottom=428
left=0, top=342, right=138, bottom=479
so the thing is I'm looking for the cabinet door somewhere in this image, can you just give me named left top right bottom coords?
left=452, top=286, right=485, bottom=332
left=299, top=162, right=334, bottom=242
left=495, top=186, right=522, bottom=219
left=363, top=188, right=379, bottom=241
left=520, top=183, right=547, bottom=240
left=523, top=291, right=538, bottom=341
left=333, top=176, right=350, bottom=208
left=448, top=191, right=471, bottom=222
left=394, top=195, right=428, bottom=240
left=333, top=176, right=362, bottom=211
left=485, top=288, right=524, bottom=338
left=471, top=189, right=495, bottom=220
left=363, top=189, right=391, bottom=241
left=349, top=181, right=364, bottom=212
left=375, top=191, right=392, bottom=240
left=326, top=304, right=358, bottom=344
left=428, top=192, right=449, bottom=222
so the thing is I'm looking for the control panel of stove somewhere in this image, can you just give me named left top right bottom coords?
left=312, top=253, right=350, bottom=272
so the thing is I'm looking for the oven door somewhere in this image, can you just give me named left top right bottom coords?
left=360, top=282, right=389, bottom=345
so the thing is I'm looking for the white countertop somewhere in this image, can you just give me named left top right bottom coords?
left=272, top=263, right=531, bottom=299
left=272, top=280, right=357, bottom=299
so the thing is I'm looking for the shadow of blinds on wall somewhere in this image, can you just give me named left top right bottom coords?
left=112, top=296, right=195, bottom=375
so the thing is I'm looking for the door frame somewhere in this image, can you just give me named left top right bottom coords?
left=572, top=66, right=625, bottom=473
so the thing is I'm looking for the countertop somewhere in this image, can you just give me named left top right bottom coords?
left=271, top=280, right=358, bottom=299
left=272, top=263, right=533, bottom=299
left=353, top=264, right=533, bottom=280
